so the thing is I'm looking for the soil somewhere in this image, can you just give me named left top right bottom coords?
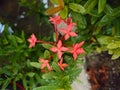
left=85, top=51, right=120, bottom=90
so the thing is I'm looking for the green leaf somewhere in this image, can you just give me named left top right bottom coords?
left=89, top=9, right=102, bottom=17
left=91, top=16, right=99, bottom=25
left=52, top=62, right=62, bottom=73
left=98, top=0, right=107, bottom=13
left=42, top=44, right=53, bottom=49
left=71, top=12, right=87, bottom=29
left=33, top=86, right=63, bottom=90
left=53, top=32, right=56, bottom=42
left=97, top=36, right=113, bottom=45
left=59, top=6, right=68, bottom=19
left=111, top=6, right=120, bottom=17
left=42, top=71, right=56, bottom=79
left=84, top=0, right=97, bottom=13
left=69, top=3, right=85, bottom=14
left=2, top=38, right=9, bottom=45
left=75, top=0, right=82, bottom=3
left=111, top=48, right=120, bottom=59
left=114, top=19, right=120, bottom=36
left=107, top=41, right=120, bottom=49
left=108, top=49, right=114, bottom=54
left=8, top=35, right=18, bottom=47
left=22, top=77, right=28, bottom=90
left=50, top=0, right=59, bottom=5
left=104, top=4, right=113, bottom=15
left=15, top=36, right=24, bottom=43
left=1, top=78, right=11, bottom=90
left=27, top=72, right=35, bottom=77
left=44, top=50, right=51, bottom=59
left=30, top=62, right=41, bottom=68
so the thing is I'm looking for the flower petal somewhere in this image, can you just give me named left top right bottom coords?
left=64, top=34, right=70, bottom=40
left=58, top=51, right=62, bottom=59
left=78, top=41, right=84, bottom=47
left=50, top=47, right=58, bottom=52
left=61, top=47, right=68, bottom=51
left=69, top=32, right=78, bottom=37
left=73, top=52, right=78, bottom=60
left=57, top=40, right=62, bottom=48
left=77, top=48, right=85, bottom=54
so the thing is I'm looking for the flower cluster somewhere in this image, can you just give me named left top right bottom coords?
left=28, top=15, right=85, bottom=72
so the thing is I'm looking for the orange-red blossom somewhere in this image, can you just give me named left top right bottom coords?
left=58, top=58, right=68, bottom=71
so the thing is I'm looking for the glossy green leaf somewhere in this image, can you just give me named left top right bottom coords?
left=30, top=62, right=41, bottom=68
left=69, top=3, right=85, bottom=14
left=97, top=36, right=113, bottom=45
left=71, top=12, right=87, bottom=29
left=42, top=44, right=53, bottom=49
left=98, top=0, right=107, bottom=13
left=111, top=48, right=120, bottom=59
left=44, top=50, right=51, bottom=59
left=84, top=0, right=97, bottom=13
left=107, top=41, right=120, bottom=49
left=99, top=15, right=113, bottom=26
left=50, top=0, right=59, bottom=5
left=27, top=72, right=35, bottom=77
left=59, top=6, right=68, bottom=19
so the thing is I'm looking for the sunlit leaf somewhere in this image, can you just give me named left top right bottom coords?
left=27, top=72, right=35, bottom=77
left=69, top=3, right=85, bottom=14
left=42, top=44, right=53, bottom=49
left=111, top=48, right=120, bottom=59
left=58, top=0, right=64, bottom=7
left=44, top=50, right=51, bottom=59
left=98, top=0, right=107, bottom=13
left=30, top=62, right=41, bottom=68
left=59, top=6, right=68, bottom=19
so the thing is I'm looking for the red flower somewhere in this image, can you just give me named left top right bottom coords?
left=39, top=58, right=51, bottom=71
left=58, top=58, right=68, bottom=71
left=65, top=17, right=76, bottom=26
left=28, top=34, right=37, bottom=48
left=70, top=41, right=85, bottom=60
left=61, top=24, right=78, bottom=40
left=49, top=16, right=63, bottom=25
left=50, top=40, right=68, bottom=59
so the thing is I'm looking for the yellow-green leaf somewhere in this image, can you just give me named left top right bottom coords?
left=111, top=48, right=120, bottom=59
left=44, top=50, right=51, bottom=59
left=59, top=6, right=68, bottom=19
left=69, top=3, right=85, bottom=14
left=30, top=62, right=41, bottom=69
left=98, top=0, right=107, bottom=13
